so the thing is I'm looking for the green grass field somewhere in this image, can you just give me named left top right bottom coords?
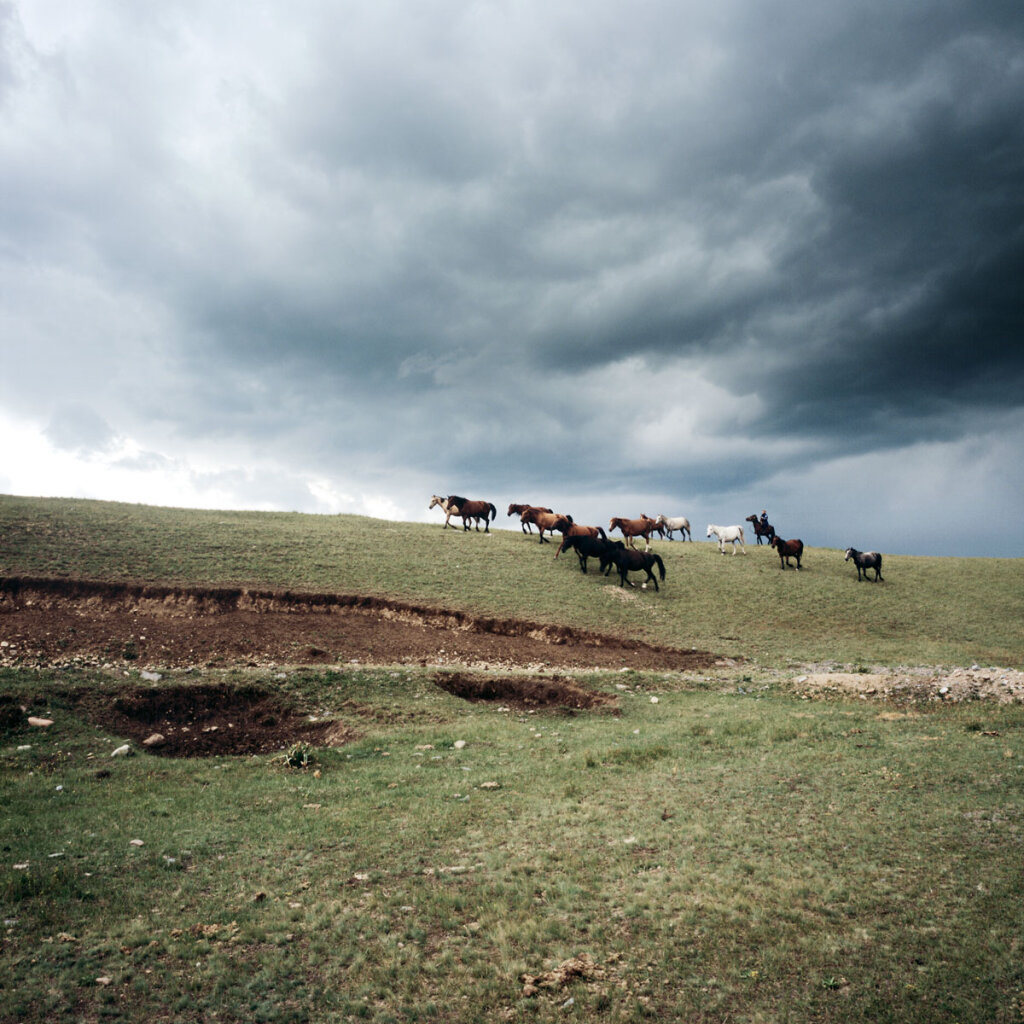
left=1, top=494, right=1021, bottom=667
left=2, top=495, right=1024, bottom=1023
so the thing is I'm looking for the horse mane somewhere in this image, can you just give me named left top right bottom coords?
left=447, top=495, right=468, bottom=510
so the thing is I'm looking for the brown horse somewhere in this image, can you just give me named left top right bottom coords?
left=609, top=515, right=658, bottom=551
left=554, top=522, right=607, bottom=558
left=507, top=503, right=553, bottom=535
left=745, top=514, right=776, bottom=545
left=770, top=535, right=803, bottom=569
left=449, top=495, right=497, bottom=532
left=429, top=495, right=496, bottom=532
left=520, top=508, right=572, bottom=544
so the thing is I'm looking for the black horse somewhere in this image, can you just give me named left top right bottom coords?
left=608, top=542, right=667, bottom=590
left=559, top=534, right=619, bottom=575
left=745, top=514, right=776, bottom=545
left=845, top=547, right=883, bottom=581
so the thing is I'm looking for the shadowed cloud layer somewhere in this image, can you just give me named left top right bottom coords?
left=2, top=0, right=1022, bottom=555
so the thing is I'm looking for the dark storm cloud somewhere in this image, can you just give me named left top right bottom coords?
left=2, top=0, right=1022, bottom=554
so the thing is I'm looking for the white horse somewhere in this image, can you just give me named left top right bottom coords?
left=707, top=523, right=746, bottom=555
left=429, top=494, right=459, bottom=529
left=656, top=515, right=691, bottom=541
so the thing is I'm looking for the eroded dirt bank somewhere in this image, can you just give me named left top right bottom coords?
left=0, top=576, right=722, bottom=673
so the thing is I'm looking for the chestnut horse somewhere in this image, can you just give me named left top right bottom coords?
left=745, top=514, right=776, bottom=545
left=609, top=515, right=658, bottom=551
left=507, top=503, right=553, bottom=535
left=770, top=535, right=803, bottom=570
left=520, top=508, right=572, bottom=544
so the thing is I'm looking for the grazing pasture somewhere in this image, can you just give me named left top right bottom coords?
left=1, top=495, right=1024, bottom=1023
left=0, top=495, right=1020, bottom=667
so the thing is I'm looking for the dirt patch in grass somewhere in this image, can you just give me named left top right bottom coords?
left=70, top=682, right=357, bottom=758
left=434, top=671, right=620, bottom=712
left=0, top=576, right=721, bottom=673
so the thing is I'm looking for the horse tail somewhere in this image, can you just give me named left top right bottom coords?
left=654, top=554, right=666, bottom=580
left=597, top=526, right=606, bottom=540
left=488, top=503, right=496, bottom=522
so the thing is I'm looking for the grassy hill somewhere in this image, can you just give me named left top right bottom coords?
left=1, top=494, right=1021, bottom=667
left=3, top=493, right=1024, bottom=1022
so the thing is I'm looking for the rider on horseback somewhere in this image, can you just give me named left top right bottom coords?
left=760, top=509, right=769, bottom=530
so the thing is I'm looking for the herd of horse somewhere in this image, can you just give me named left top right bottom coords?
left=429, top=495, right=884, bottom=588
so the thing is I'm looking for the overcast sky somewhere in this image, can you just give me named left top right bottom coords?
left=2, top=0, right=1022, bottom=557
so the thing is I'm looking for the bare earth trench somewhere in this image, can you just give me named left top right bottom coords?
left=1, top=577, right=1022, bottom=757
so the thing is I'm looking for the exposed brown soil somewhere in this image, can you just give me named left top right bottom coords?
left=0, top=576, right=720, bottom=674
left=69, top=683, right=359, bottom=758
left=1, top=576, right=719, bottom=758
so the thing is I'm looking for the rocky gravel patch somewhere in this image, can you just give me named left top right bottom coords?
left=789, top=664, right=1024, bottom=704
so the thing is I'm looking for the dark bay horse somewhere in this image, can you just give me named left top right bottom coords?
left=558, top=534, right=618, bottom=575
left=845, top=547, right=883, bottom=581
left=521, top=508, right=572, bottom=544
left=448, top=495, right=497, bottom=532
left=609, top=515, right=658, bottom=551
left=746, top=514, right=776, bottom=545
left=507, top=503, right=552, bottom=534
left=770, top=535, right=803, bottom=569
left=608, top=542, right=666, bottom=590
left=554, top=523, right=607, bottom=559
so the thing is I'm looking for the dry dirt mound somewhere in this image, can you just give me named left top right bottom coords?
left=0, top=576, right=720, bottom=673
